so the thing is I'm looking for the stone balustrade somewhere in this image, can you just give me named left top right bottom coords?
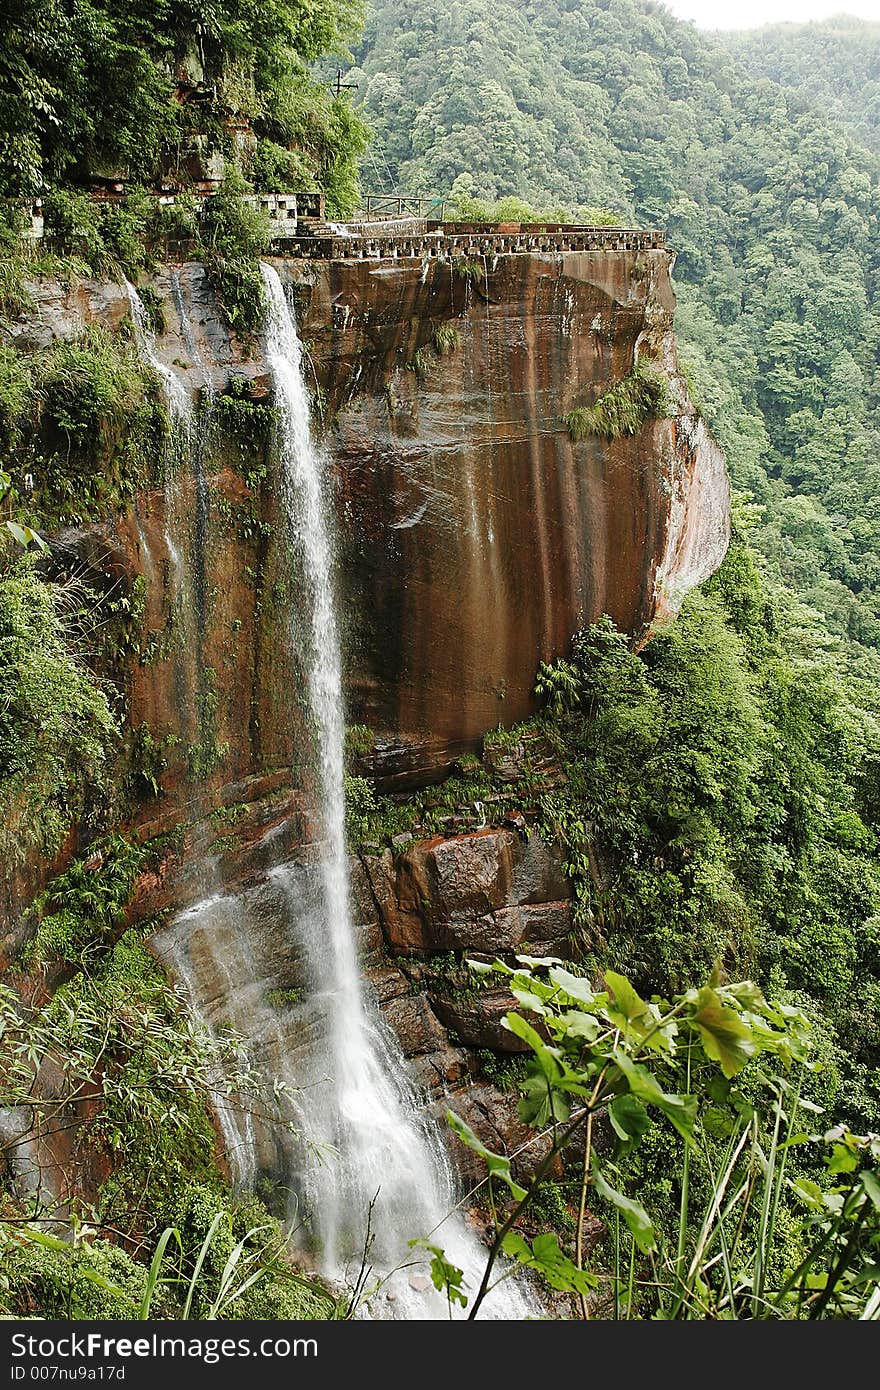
left=284, top=225, right=666, bottom=260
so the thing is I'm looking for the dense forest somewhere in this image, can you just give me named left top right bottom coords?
left=2, top=0, right=880, bottom=1324
left=724, top=16, right=880, bottom=156
left=0, top=0, right=367, bottom=205
left=351, top=0, right=880, bottom=1037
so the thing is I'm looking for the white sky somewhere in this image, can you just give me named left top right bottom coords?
left=663, top=0, right=880, bottom=27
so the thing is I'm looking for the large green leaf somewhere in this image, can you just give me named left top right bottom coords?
left=517, top=1067, right=570, bottom=1127
left=828, top=1142, right=859, bottom=1175
left=592, top=1162, right=657, bottom=1253
left=608, top=1094, right=652, bottom=1154
left=605, top=970, right=648, bottom=1022
left=860, top=1170, right=880, bottom=1210
left=502, top=1010, right=562, bottom=1083
left=510, top=984, right=549, bottom=1016
left=502, top=1231, right=597, bottom=1295
left=690, top=986, right=757, bottom=1078
left=612, top=1050, right=697, bottom=1143
left=6, top=519, right=48, bottom=551
left=605, top=971, right=677, bottom=1052
left=548, top=966, right=601, bottom=1009
left=555, top=1008, right=600, bottom=1042
left=409, top=1240, right=468, bottom=1308
left=446, top=1110, right=526, bottom=1201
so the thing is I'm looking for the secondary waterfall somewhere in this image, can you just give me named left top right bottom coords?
left=124, top=278, right=191, bottom=426
left=258, top=262, right=535, bottom=1318
left=125, top=277, right=191, bottom=597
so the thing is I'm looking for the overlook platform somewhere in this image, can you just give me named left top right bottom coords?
left=286, top=223, right=666, bottom=261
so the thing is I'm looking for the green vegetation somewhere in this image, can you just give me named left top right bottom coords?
left=405, top=345, right=433, bottom=380
left=435, top=957, right=880, bottom=1319
left=451, top=259, right=485, bottom=283
left=0, top=1, right=367, bottom=206
left=1, top=923, right=334, bottom=1319
left=2, top=1204, right=334, bottom=1320
left=20, top=834, right=145, bottom=969
left=444, top=179, right=572, bottom=224
left=0, top=559, right=118, bottom=870
left=432, top=324, right=461, bottom=356
left=198, top=174, right=271, bottom=342
left=528, top=540, right=880, bottom=1132
left=724, top=17, right=880, bottom=157
left=563, top=361, right=671, bottom=441
left=344, top=758, right=503, bottom=848
left=187, top=666, right=230, bottom=781
left=0, top=322, right=168, bottom=529
left=344, top=722, right=375, bottom=759
left=266, top=985, right=306, bottom=1009
left=0, top=0, right=370, bottom=334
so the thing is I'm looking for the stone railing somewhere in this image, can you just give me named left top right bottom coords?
left=327, top=216, right=429, bottom=238
left=284, top=225, right=666, bottom=260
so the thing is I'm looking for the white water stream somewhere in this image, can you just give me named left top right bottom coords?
left=124, top=279, right=191, bottom=426
left=124, top=278, right=192, bottom=595
left=258, top=263, right=535, bottom=1318
left=134, top=265, right=535, bottom=1318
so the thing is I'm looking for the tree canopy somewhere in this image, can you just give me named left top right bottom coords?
left=0, top=0, right=366, bottom=199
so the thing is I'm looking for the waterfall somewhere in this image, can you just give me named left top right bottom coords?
left=257, top=262, right=535, bottom=1319
left=162, top=270, right=211, bottom=631
left=169, top=268, right=216, bottom=409
left=124, top=278, right=192, bottom=601
left=124, top=279, right=191, bottom=426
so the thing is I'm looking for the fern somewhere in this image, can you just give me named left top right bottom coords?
left=432, top=324, right=461, bottom=356
left=563, top=362, right=671, bottom=442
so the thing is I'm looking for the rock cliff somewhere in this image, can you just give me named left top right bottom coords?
left=7, top=246, right=729, bottom=837
left=3, top=242, right=729, bottom=1213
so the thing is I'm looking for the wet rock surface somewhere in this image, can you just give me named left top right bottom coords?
left=4, top=247, right=730, bottom=1248
left=361, top=828, right=573, bottom=954
left=284, top=250, right=730, bottom=785
left=357, top=826, right=574, bottom=1171
left=9, top=249, right=728, bottom=857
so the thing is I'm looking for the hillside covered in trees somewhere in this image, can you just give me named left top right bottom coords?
left=724, top=15, right=880, bottom=157
left=353, top=0, right=880, bottom=682
left=348, top=0, right=880, bottom=1127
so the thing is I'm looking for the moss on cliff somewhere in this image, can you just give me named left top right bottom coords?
left=0, top=322, right=168, bottom=529
left=563, top=361, right=671, bottom=442
left=0, top=559, right=118, bottom=871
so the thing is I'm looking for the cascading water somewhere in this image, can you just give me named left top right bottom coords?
left=258, top=262, right=536, bottom=1319
left=164, top=270, right=211, bottom=631
left=124, top=278, right=191, bottom=597
left=124, top=279, right=191, bottom=427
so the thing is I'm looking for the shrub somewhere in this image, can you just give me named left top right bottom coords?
left=200, top=174, right=271, bottom=342
left=0, top=560, right=117, bottom=868
left=432, top=324, right=461, bottom=356
left=30, top=323, right=167, bottom=524
left=563, top=361, right=672, bottom=441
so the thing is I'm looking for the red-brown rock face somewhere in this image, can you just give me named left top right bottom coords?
left=2, top=247, right=730, bottom=1235
left=361, top=828, right=573, bottom=954
left=7, top=249, right=728, bottom=860
left=284, top=250, right=730, bottom=784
